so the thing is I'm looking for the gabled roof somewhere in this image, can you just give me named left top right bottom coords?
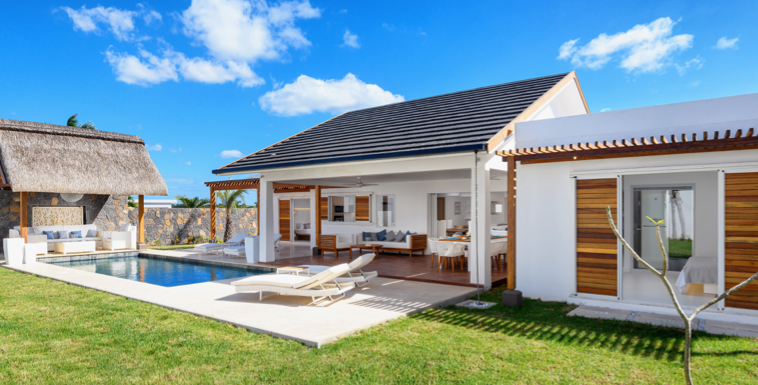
left=214, top=72, right=575, bottom=174
left=0, top=119, right=168, bottom=195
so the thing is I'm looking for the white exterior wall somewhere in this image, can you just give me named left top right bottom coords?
left=516, top=148, right=758, bottom=303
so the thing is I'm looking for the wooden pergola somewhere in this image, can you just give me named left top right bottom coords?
left=203, top=178, right=339, bottom=242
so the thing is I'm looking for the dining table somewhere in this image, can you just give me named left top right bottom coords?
left=435, top=236, right=507, bottom=272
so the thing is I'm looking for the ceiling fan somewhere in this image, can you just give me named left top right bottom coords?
left=340, top=177, right=378, bottom=187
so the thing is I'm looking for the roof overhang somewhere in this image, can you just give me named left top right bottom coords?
left=204, top=178, right=343, bottom=192
left=499, top=128, right=758, bottom=164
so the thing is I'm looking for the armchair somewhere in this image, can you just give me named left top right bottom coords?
left=102, top=224, right=137, bottom=251
left=319, top=233, right=354, bottom=258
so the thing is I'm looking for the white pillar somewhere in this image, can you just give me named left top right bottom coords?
left=259, top=179, right=276, bottom=262
left=309, top=188, right=317, bottom=250
left=470, top=151, right=492, bottom=288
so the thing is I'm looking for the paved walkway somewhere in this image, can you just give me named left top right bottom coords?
left=569, top=306, right=758, bottom=338
left=4, top=261, right=476, bottom=348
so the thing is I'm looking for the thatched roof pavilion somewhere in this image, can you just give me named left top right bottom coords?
left=0, top=118, right=167, bottom=196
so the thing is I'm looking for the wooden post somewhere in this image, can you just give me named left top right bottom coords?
left=315, top=185, right=322, bottom=249
left=255, top=188, right=260, bottom=236
left=20, top=192, right=28, bottom=242
left=506, top=157, right=517, bottom=290
left=209, top=188, right=216, bottom=240
left=138, top=195, right=145, bottom=244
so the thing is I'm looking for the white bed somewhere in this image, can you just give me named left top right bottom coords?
left=294, top=223, right=312, bottom=240
left=676, top=257, right=718, bottom=294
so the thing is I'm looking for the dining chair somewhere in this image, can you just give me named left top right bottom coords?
left=491, top=240, right=508, bottom=269
left=437, top=242, right=466, bottom=272
left=428, top=238, right=440, bottom=268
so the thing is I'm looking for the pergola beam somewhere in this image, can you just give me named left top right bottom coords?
left=138, top=195, right=145, bottom=244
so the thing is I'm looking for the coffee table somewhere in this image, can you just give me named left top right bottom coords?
left=54, top=241, right=96, bottom=255
left=352, top=244, right=381, bottom=257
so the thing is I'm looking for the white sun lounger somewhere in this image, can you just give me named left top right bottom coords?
left=231, top=264, right=354, bottom=305
left=194, top=233, right=250, bottom=254
left=297, top=253, right=378, bottom=287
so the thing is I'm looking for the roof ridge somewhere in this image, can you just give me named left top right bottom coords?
left=0, top=118, right=144, bottom=144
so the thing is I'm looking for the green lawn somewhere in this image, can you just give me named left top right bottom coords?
left=1, top=268, right=756, bottom=384
left=146, top=245, right=197, bottom=250
left=669, top=239, right=693, bottom=258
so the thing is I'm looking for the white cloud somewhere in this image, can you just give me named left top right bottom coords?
left=220, top=150, right=245, bottom=158
left=180, top=0, right=320, bottom=63
left=600, top=108, right=612, bottom=112
left=557, top=17, right=693, bottom=73
left=342, top=30, right=360, bottom=48
left=714, top=37, right=738, bottom=49
left=105, top=46, right=262, bottom=87
left=166, top=178, right=194, bottom=184
left=146, top=143, right=163, bottom=151
left=675, top=56, right=704, bottom=75
left=259, top=73, right=405, bottom=116
left=61, top=5, right=137, bottom=40
left=170, top=147, right=182, bottom=153
left=184, top=161, right=192, bottom=166
left=105, top=47, right=178, bottom=86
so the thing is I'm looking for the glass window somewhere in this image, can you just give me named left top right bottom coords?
left=377, top=195, right=395, bottom=227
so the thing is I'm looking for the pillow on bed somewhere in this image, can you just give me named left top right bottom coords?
left=303, top=223, right=310, bottom=229
left=295, top=223, right=303, bottom=230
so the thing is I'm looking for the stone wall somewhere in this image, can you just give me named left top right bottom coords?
left=125, top=207, right=258, bottom=245
left=1, top=191, right=257, bottom=250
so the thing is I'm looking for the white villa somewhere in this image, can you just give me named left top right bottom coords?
left=211, top=72, right=590, bottom=288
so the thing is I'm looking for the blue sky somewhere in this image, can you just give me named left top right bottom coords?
left=1, top=1, right=756, bottom=200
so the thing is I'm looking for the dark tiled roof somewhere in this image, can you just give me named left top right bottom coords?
left=214, top=73, right=569, bottom=174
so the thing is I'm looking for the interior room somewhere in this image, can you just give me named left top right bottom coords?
left=292, top=198, right=311, bottom=243
left=435, top=192, right=507, bottom=237
left=621, top=171, right=718, bottom=308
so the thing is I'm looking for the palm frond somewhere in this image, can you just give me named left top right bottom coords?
left=80, top=121, right=96, bottom=130
left=67, top=114, right=79, bottom=127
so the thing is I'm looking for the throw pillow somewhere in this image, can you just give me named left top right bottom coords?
left=370, top=232, right=379, bottom=241
left=42, top=231, right=55, bottom=240
left=120, top=223, right=131, bottom=231
left=31, top=227, right=43, bottom=234
left=57, top=231, right=69, bottom=239
left=86, top=229, right=99, bottom=238
left=8, top=229, right=20, bottom=238
left=385, top=230, right=396, bottom=242
left=362, top=231, right=371, bottom=242
left=70, top=231, right=82, bottom=239
left=295, top=223, right=303, bottom=230
left=403, top=231, right=417, bottom=242
left=377, top=229, right=387, bottom=241
left=303, top=223, right=311, bottom=229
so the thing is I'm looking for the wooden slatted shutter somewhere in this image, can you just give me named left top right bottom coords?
left=320, top=197, right=329, bottom=220
left=576, top=178, right=618, bottom=296
left=279, top=200, right=291, bottom=241
left=725, top=172, right=758, bottom=310
left=356, top=196, right=370, bottom=221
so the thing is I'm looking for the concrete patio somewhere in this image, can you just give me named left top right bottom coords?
left=3, top=258, right=477, bottom=348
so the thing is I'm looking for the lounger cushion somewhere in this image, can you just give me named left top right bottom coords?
left=231, top=274, right=308, bottom=288
left=194, top=243, right=224, bottom=251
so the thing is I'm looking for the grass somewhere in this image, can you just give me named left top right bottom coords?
left=146, top=245, right=197, bottom=250
left=1, top=268, right=757, bottom=384
left=669, top=239, right=693, bottom=258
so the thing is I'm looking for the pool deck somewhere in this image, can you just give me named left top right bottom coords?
left=3, top=258, right=477, bottom=348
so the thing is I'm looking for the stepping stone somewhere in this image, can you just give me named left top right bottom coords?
left=634, top=312, right=697, bottom=329
left=568, top=306, right=633, bottom=321
left=704, top=320, right=758, bottom=338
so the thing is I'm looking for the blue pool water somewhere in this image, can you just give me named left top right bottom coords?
left=47, top=256, right=267, bottom=287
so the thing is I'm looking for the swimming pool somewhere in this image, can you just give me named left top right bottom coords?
left=46, top=256, right=268, bottom=287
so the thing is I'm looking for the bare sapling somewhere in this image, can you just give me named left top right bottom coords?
left=606, top=206, right=758, bottom=385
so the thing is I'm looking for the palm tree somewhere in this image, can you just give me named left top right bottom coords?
left=216, top=189, right=248, bottom=242
left=67, top=113, right=96, bottom=130
left=174, top=195, right=210, bottom=208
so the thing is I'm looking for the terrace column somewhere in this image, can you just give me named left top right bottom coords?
left=506, top=157, right=517, bottom=290
left=259, top=179, right=276, bottom=262
left=19, top=192, right=28, bottom=242
left=470, top=152, right=493, bottom=289
left=209, top=188, right=216, bottom=240
left=138, top=195, right=145, bottom=244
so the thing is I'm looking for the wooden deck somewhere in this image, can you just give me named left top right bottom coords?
left=267, top=251, right=508, bottom=287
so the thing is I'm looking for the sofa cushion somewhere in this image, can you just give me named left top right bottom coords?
left=86, top=229, right=99, bottom=238
left=369, top=232, right=379, bottom=241
left=43, top=231, right=56, bottom=240
left=8, top=229, right=20, bottom=238
left=57, top=231, right=69, bottom=239
left=367, top=241, right=407, bottom=248
left=120, top=223, right=131, bottom=231
left=377, top=229, right=387, bottom=241
left=70, top=230, right=82, bottom=239
left=385, top=230, right=396, bottom=242
left=362, top=231, right=371, bottom=242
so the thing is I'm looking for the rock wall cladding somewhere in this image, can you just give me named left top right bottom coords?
left=1, top=192, right=257, bottom=250
left=125, top=207, right=258, bottom=245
